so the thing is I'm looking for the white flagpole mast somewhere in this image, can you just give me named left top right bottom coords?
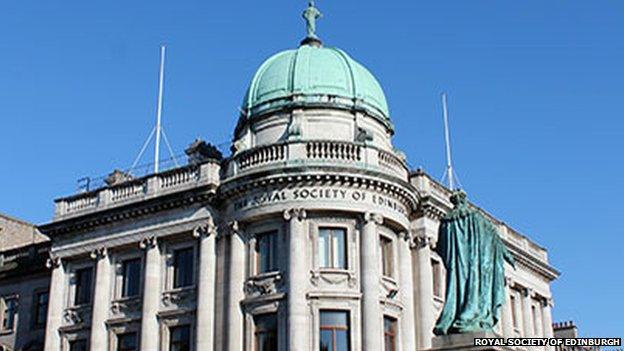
left=154, top=45, right=166, bottom=173
left=442, top=92, right=455, bottom=190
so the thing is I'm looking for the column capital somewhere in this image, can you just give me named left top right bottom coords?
left=46, top=254, right=62, bottom=269
left=521, top=286, right=533, bottom=298
left=90, top=247, right=108, bottom=261
left=398, top=231, right=412, bottom=242
left=505, top=276, right=513, bottom=287
left=410, top=232, right=433, bottom=250
left=363, top=212, right=383, bottom=225
left=283, top=208, right=307, bottom=221
left=193, top=218, right=217, bottom=239
left=541, top=297, right=554, bottom=308
left=139, top=236, right=157, bottom=250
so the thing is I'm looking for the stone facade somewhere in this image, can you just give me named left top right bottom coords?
left=0, top=214, right=51, bottom=351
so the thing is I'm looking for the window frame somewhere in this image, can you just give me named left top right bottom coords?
left=32, top=289, right=49, bottom=329
left=116, top=331, right=139, bottom=351
left=68, top=261, right=95, bottom=307
left=165, top=242, right=197, bottom=291
left=383, top=316, right=397, bottom=351
left=253, top=313, right=278, bottom=351
left=120, top=257, right=142, bottom=298
left=379, top=234, right=394, bottom=278
left=319, top=310, right=351, bottom=351
left=255, top=231, right=279, bottom=275
left=168, top=324, right=192, bottom=351
left=317, top=227, right=348, bottom=270
left=0, top=295, right=18, bottom=332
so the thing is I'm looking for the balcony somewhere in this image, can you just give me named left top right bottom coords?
left=226, top=140, right=409, bottom=180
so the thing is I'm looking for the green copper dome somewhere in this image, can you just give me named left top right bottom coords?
left=242, top=45, right=390, bottom=122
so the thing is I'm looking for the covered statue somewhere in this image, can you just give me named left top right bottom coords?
left=434, top=191, right=515, bottom=335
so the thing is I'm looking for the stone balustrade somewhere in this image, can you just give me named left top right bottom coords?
left=54, top=161, right=220, bottom=220
left=228, top=140, right=408, bottom=179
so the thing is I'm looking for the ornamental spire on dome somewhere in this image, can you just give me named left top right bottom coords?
left=301, top=1, right=323, bottom=47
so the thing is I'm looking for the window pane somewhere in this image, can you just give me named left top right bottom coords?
left=257, top=232, right=278, bottom=274
left=170, top=325, right=191, bottom=351
left=75, top=267, right=93, bottom=305
left=122, top=259, right=142, bottom=297
left=320, top=311, right=348, bottom=326
left=174, top=248, right=194, bottom=288
left=117, top=332, right=138, bottom=351
left=384, top=317, right=397, bottom=351
left=35, top=292, right=49, bottom=326
left=69, top=339, right=88, bottom=351
left=254, top=313, right=277, bottom=351
left=319, top=229, right=329, bottom=268
left=335, top=329, right=349, bottom=351
left=320, top=329, right=333, bottom=351
left=333, top=229, right=346, bottom=269
left=381, top=237, right=393, bottom=277
left=2, top=298, right=17, bottom=330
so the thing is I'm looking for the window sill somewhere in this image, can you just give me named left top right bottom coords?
left=251, top=270, right=281, bottom=280
left=0, top=329, right=14, bottom=336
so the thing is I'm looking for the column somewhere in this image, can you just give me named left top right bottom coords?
left=361, top=212, right=383, bottom=351
left=501, top=279, right=514, bottom=337
left=195, top=220, right=217, bottom=351
left=44, top=256, right=66, bottom=351
left=521, top=288, right=533, bottom=337
left=284, top=209, right=309, bottom=351
left=398, top=232, right=416, bottom=351
left=226, top=221, right=245, bottom=351
left=542, top=298, right=554, bottom=351
left=413, top=216, right=437, bottom=350
left=140, top=236, right=161, bottom=351
left=90, top=248, right=112, bottom=350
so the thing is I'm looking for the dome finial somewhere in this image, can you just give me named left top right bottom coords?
left=301, top=0, right=323, bottom=47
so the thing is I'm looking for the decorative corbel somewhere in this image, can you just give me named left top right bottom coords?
left=283, top=208, right=307, bottom=222
left=363, top=212, right=383, bottom=225
left=90, top=247, right=107, bottom=261
left=46, top=254, right=61, bottom=269
left=139, top=236, right=157, bottom=250
left=193, top=217, right=217, bottom=239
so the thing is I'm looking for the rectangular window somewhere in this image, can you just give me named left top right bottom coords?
left=320, top=310, right=350, bottom=351
left=69, top=339, right=88, bottom=351
left=34, top=291, right=49, bottom=328
left=432, top=259, right=442, bottom=297
left=254, top=313, right=277, bottom=351
left=256, top=232, right=278, bottom=274
left=531, top=305, right=539, bottom=335
left=169, top=325, right=191, bottom=351
left=117, top=332, right=138, bottom=351
left=318, top=228, right=346, bottom=269
left=1, top=297, right=17, bottom=331
left=383, top=316, right=397, bottom=351
left=74, top=267, right=93, bottom=305
left=122, top=258, right=142, bottom=297
left=173, top=247, right=194, bottom=288
left=380, top=236, right=393, bottom=277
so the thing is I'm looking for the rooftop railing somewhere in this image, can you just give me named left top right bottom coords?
left=54, top=162, right=220, bottom=220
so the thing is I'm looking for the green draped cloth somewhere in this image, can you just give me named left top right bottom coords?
left=434, top=191, right=515, bottom=335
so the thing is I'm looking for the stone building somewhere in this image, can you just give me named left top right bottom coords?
left=38, top=5, right=559, bottom=351
left=0, top=213, right=51, bottom=351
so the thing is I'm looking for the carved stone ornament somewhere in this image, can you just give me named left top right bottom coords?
left=380, top=278, right=399, bottom=299
left=410, top=232, right=433, bottom=250
left=162, top=288, right=196, bottom=307
left=310, top=270, right=357, bottom=288
left=287, top=112, right=304, bottom=139
left=542, top=297, right=554, bottom=308
left=245, top=273, right=283, bottom=297
left=397, top=231, right=412, bottom=243
left=139, top=236, right=157, bottom=250
left=110, top=297, right=142, bottom=315
left=63, top=305, right=90, bottom=325
left=193, top=218, right=217, bottom=239
left=283, top=208, right=307, bottom=221
left=363, top=212, right=383, bottom=225
left=46, top=255, right=61, bottom=269
left=90, top=247, right=107, bottom=260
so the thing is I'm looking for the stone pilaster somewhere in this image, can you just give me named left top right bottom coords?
left=194, top=219, right=217, bottom=351
left=361, top=212, right=383, bottom=351
left=90, top=247, right=112, bottom=351
left=398, top=231, right=417, bottom=351
left=44, top=255, right=65, bottom=351
left=226, top=221, right=245, bottom=351
left=501, top=278, right=514, bottom=337
left=542, top=298, right=554, bottom=350
left=140, top=236, right=161, bottom=351
left=521, top=287, right=533, bottom=337
left=284, top=208, right=309, bottom=351
left=412, top=216, right=437, bottom=350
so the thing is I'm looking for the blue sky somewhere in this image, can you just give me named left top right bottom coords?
left=1, top=0, right=622, bottom=337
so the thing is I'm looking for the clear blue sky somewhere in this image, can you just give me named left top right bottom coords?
left=1, top=0, right=622, bottom=337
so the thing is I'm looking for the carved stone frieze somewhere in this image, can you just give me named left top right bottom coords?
left=310, top=270, right=357, bottom=288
